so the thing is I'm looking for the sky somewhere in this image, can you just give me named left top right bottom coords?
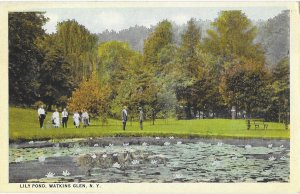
left=40, top=7, right=287, bottom=34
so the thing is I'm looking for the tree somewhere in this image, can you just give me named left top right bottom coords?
left=143, top=20, right=173, bottom=69
left=176, top=18, right=203, bottom=119
left=9, top=12, right=48, bottom=105
left=204, top=10, right=265, bottom=64
left=68, top=72, right=111, bottom=122
left=219, top=59, right=271, bottom=118
left=55, top=20, right=99, bottom=83
left=97, top=41, right=138, bottom=86
left=36, top=34, right=74, bottom=110
left=267, top=57, right=289, bottom=122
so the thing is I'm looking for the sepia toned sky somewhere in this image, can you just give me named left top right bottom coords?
left=41, top=7, right=287, bottom=34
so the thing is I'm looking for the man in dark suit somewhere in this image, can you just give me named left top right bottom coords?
left=122, top=106, right=128, bottom=130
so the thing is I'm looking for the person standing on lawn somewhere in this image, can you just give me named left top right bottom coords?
left=122, top=106, right=128, bottom=130
left=38, top=105, right=46, bottom=128
left=139, top=107, right=144, bottom=130
left=61, top=108, right=68, bottom=128
left=73, top=111, right=80, bottom=128
left=82, top=110, right=89, bottom=128
left=51, top=109, right=60, bottom=128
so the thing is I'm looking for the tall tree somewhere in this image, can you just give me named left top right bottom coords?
left=143, top=20, right=173, bottom=69
left=36, top=34, right=74, bottom=109
left=204, top=10, right=265, bottom=64
left=55, top=20, right=99, bottom=83
left=9, top=12, right=48, bottom=105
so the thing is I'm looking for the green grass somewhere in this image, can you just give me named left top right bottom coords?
left=9, top=107, right=289, bottom=142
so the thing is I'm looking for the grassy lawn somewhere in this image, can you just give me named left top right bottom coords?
left=9, top=107, right=289, bottom=142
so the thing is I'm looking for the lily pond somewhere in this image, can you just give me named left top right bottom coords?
left=9, top=137, right=289, bottom=183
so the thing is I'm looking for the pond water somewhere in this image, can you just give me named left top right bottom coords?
left=9, top=138, right=289, bottom=183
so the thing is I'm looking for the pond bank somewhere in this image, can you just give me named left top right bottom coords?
left=10, top=136, right=290, bottom=149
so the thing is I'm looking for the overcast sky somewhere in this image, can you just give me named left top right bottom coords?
left=41, top=7, right=287, bottom=34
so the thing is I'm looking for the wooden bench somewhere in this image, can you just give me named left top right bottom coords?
left=246, top=119, right=268, bottom=130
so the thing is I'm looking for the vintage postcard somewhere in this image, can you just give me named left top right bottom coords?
left=0, top=1, right=299, bottom=193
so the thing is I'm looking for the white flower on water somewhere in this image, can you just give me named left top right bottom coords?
left=177, top=141, right=182, bottom=145
left=151, top=160, right=157, bottom=165
left=53, top=152, right=61, bottom=157
left=174, top=174, right=183, bottom=179
left=212, top=160, right=221, bottom=167
left=123, top=143, right=129, bottom=146
left=15, top=157, right=23, bottom=163
left=91, top=154, right=97, bottom=159
left=268, top=144, right=273, bottom=148
left=112, top=162, right=121, bottom=168
left=38, top=156, right=46, bottom=162
left=28, top=141, right=34, bottom=144
left=217, top=142, right=223, bottom=146
left=142, top=142, right=147, bottom=146
left=169, top=136, right=174, bottom=140
left=62, top=170, right=71, bottom=176
left=113, top=153, right=118, bottom=157
left=164, top=142, right=170, bottom=146
left=231, top=156, right=238, bottom=160
left=280, top=145, right=284, bottom=148
left=268, top=156, right=276, bottom=161
left=45, top=172, right=55, bottom=178
left=155, top=137, right=160, bottom=140
left=94, top=144, right=99, bottom=147
left=102, top=154, right=107, bottom=158
left=245, top=144, right=252, bottom=149
left=280, top=156, right=287, bottom=160
left=129, top=149, right=135, bottom=153
left=131, top=160, right=139, bottom=165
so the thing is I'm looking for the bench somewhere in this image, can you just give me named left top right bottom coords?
left=246, top=119, right=268, bottom=130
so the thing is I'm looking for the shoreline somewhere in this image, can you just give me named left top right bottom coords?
left=10, top=136, right=290, bottom=149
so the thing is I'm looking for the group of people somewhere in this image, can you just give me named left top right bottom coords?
left=73, top=110, right=89, bottom=128
left=38, top=105, right=144, bottom=130
left=37, top=105, right=89, bottom=129
left=122, top=106, right=144, bottom=130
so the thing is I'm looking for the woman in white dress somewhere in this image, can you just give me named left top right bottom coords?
left=73, top=111, right=80, bottom=128
left=51, top=109, right=60, bottom=128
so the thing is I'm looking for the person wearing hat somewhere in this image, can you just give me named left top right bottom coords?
left=122, top=106, right=128, bottom=130
left=61, top=108, right=68, bottom=128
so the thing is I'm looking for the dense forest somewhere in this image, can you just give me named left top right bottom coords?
left=9, top=10, right=290, bottom=123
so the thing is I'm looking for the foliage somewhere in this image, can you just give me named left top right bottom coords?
left=266, top=57, right=289, bottom=121
left=219, top=59, right=272, bottom=117
left=9, top=12, right=48, bottom=105
left=55, top=20, right=99, bottom=83
left=143, top=20, right=173, bottom=68
left=68, top=72, right=111, bottom=121
left=204, top=10, right=265, bottom=64
left=36, top=34, right=74, bottom=109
